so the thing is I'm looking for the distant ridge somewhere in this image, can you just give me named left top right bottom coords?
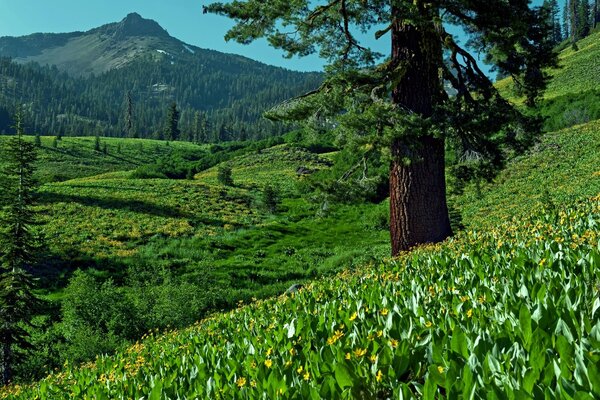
left=0, top=14, right=322, bottom=139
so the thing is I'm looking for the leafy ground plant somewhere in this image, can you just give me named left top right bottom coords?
left=2, top=193, right=598, bottom=399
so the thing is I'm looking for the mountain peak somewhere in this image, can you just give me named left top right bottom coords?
left=110, top=12, right=170, bottom=40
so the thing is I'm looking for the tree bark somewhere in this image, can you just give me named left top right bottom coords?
left=389, top=4, right=452, bottom=255
left=0, top=341, right=11, bottom=385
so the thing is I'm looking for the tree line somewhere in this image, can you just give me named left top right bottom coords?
left=0, top=53, right=321, bottom=141
left=543, top=0, right=600, bottom=48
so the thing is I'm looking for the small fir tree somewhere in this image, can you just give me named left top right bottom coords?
left=165, top=102, right=180, bottom=141
left=0, top=108, right=41, bottom=385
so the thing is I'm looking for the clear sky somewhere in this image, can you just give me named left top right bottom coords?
left=0, top=0, right=543, bottom=73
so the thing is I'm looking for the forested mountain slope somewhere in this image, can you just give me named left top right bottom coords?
left=0, top=13, right=322, bottom=139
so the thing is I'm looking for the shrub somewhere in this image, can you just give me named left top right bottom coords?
left=217, top=165, right=234, bottom=186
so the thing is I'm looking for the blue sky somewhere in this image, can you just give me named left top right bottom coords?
left=0, top=0, right=543, bottom=73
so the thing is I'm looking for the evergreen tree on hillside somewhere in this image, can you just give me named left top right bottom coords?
left=193, top=111, right=208, bottom=143
left=165, top=102, right=180, bottom=141
left=543, top=0, right=563, bottom=43
left=206, top=0, right=556, bottom=254
left=563, top=1, right=572, bottom=40
left=576, top=0, right=591, bottom=38
left=595, top=0, right=600, bottom=28
left=0, top=108, right=41, bottom=385
left=124, top=91, right=135, bottom=138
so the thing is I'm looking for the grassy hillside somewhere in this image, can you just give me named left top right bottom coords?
left=496, top=31, right=600, bottom=131
left=2, top=156, right=598, bottom=398
left=3, top=113, right=599, bottom=398
left=496, top=31, right=600, bottom=101
left=12, top=139, right=387, bottom=329
left=0, top=136, right=203, bottom=183
left=455, top=119, right=600, bottom=228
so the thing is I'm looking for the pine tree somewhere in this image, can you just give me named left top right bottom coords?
left=205, top=0, right=556, bottom=254
left=124, top=91, right=135, bottom=138
left=94, top=134, right=101, bottom=152
left=594, top=0, right=599, bottom=28
left=165, top=102, right=180, bottom=141
left=576, top=0, right=591, bottom=38
left=34, top=133, right=41, bottom=148
left=193, top=111, right=209, bottom=143
left=0, top=108, right=41, bottom=385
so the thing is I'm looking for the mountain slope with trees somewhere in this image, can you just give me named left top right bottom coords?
left=0, top=13, right=322, bottom=140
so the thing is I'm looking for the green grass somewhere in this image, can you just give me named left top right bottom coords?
left=3, top=110, right=599, bottom=399
left=3, top=187, right=598, bottom=399
left=495, top=32, right=600, bottom=131
left=195, top=144, right=331, bottom=194
left=454, top=119, right=600, bottom=228
left=29, top=142, right=387, bottom=301
left=0, top=136, right=204, bottom=183
left=496, top=31, right=600, bottom=102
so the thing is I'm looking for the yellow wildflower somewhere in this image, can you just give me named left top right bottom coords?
left=354, top=348, right=367, bottom=358
left=303, top=371, right=310, bottom=381
left=236, top=377, right=247, bottom=388
left=264, top=359, right=273, bottom=368
left=349, top=312, right=358, bottom=321
left=380, top=308, right=389, bottom=316
left=376, top=370, right=383, bottom=382
left=467, top=309, right=473, bottom=318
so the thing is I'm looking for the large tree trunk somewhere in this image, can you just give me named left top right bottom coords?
left=389, top=5, right=452, bottom=255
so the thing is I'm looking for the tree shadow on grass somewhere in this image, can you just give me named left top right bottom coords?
left=33, top=248, right=132, bottom=293
left=37, top=191, right=190, bottom=219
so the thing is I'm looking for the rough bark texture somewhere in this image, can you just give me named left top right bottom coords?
left=389, top=5, right=452, bottom=255
left=0, top=342, right=10, bottom=385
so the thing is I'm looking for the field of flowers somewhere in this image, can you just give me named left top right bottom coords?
left=3, top=190, right=598, bottom=398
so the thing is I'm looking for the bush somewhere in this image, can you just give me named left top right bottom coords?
left=262, top=184, right=279, bottom=213
left=217, top=165, right=234, bottom=186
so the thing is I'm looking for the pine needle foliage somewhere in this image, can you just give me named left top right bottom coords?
left=0, top=108, right=41, bottom=385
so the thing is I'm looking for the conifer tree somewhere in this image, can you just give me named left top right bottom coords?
left=205, top=0, right=556, bottom=254
left=0, top=108, right=41, bottom=385
left=576, top=0, right=591, bottom=38
left=124, top=91, right=135, bottom=138
left=165, top=102, right=180, bottom=141
left=193, top=111, right=209, bottom=143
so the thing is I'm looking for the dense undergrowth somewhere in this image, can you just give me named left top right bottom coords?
left=2, top=192, right=598, bottom=399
